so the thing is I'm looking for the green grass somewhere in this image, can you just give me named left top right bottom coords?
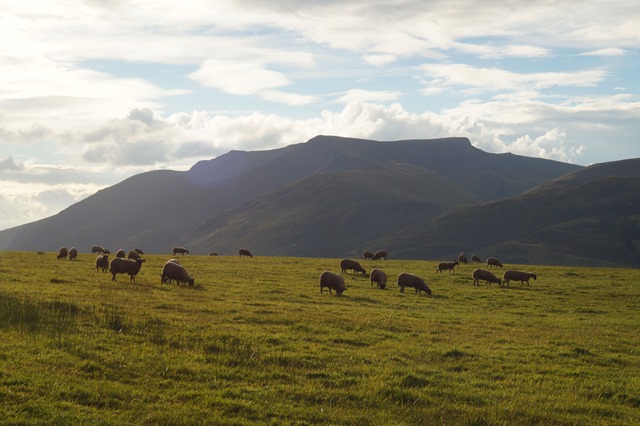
left=0, top=252, right=639, bottom=425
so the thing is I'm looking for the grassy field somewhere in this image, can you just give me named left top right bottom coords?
left=0, top=251, right=639, bottom=425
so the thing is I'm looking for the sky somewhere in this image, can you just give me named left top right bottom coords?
left=1, top=0, right=639, bottom=231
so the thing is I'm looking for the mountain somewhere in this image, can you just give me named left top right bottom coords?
left=0, top=135, right=582, bottom=259
left=373, top=158, right=640, bottom=267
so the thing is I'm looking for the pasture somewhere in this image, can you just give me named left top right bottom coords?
left=0, top=251, right=639, bottom=425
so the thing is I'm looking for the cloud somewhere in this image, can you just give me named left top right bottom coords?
left=0, top=157, right=24, bottom=172
left=335, top=89, right=403, bottom=104
left=579, top=47, right=626, bottom=56
left=418, top=64, right=607, bottom=95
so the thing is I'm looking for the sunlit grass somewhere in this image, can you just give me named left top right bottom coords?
left=0, top=251, right=638, bottom=424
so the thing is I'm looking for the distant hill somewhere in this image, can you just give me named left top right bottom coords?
left=0, top=135, right=585, bottom=262
left=373, top=158, right=640, bottom=267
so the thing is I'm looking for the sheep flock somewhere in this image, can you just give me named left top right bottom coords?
left=48, top=246, right=538, bottom=299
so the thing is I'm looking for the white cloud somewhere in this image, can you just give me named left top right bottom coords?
left=335, top=89, right=403, bottom=104
left=579, top=47, right=626, bottom=56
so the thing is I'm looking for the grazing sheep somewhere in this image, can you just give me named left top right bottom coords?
left=208, top=252, right=218, bottom=256
left=127, top=250, right=141, bottom=260
left=115, top=249, right=126, bottom=258
left=68, top=247, right=78, bottom=261
left=57, top=247, right=68, bottom=260
left=373, top=250, right=388, bottom=261
left=397, top=273, right=432, bottom=295
left=363, top=251, right=374, bottom=260
left=238, top=248, right=253, bottom=258
left=95, top=255, right=109, bottom=273
left=161, top=260, right=195, bottom=286
left=472, top=269, right=501, bottom=286
left=134, top=248, right=144, bottom=255
left=486, top=257, right=504, bottom=268
left=340, top=259, right=366, bottom=275
left=172, top=247, right=189, bottom=256
left=502, top=270, right=537, bottom=286
left=91, top=245, right=106, bottom=254
left=436, top=261, right=459, bottom=274
left=458, top=252, right=468, bottom=264
left=471, top=254, right=482, bottom=263
left=109, top=257, right=145, bottom=282
left=370, top=269, right=387, bottom=289
left=319, top=271, right=346, bottom=295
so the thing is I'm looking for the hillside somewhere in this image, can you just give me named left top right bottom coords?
left=0, top=135, right=581, bottom=257
left=374, top=158, right=640, bottom=267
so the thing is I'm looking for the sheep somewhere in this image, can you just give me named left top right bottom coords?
left=458, top=252, right=468, bottom=264
left=161, top=260, right=195, bottom=286
left=95, top=255, right=109, bottom=273
left=340, top=259, right=366, bottom=275
left=134, top=248, right=144, bottom=255
left=109, top=257, right=145, bottom=282
left=502, top=270, right=537, bottom=286
left=397, top=273, right=432, bottom=295
left=319, top=271, right=346, bottom=295
left=172, top=247, right=189, bottom=256
left=436, top=261, right=459, bottom=274
left=115, top=249, right=126, bottom=258
left=472, top=269, right=501, bottom=286
left=487, top=257, right=504, bottom=268
left=68, top=247, right=78, bottom=261
left=370, top=268, right=387, bottom=289
left=127, top=250, right=141, bottom=260
left=471, top=254, right=482, bottom=263
left=373, top=250, right=388, bottom=261
left=208, top=252, right=218, bottom=256
left=363, top=251, right=374, bottom=260
left=57, top=247, right=68, bottom=260
left=91, top=245, right=106, bottom=254
left=238, top=248, right=253, bottom=258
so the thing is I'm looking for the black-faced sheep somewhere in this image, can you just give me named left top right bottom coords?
left=95, top=255, right=109, bottom=273
left=68, top=247, right=78, bottom=261
left=397, top=273, right=432, bottom=295
left=363, top=251, right=374, bottom=260
left=238, top=248, right=253, bottom=257
left=502, top=270, right=537, bottom=286
left=373, top=250, right=388, bottom=261
left=115, top=249, right=126, bottom=258
left=161, top=260, right=195, bottom=286
left=319, top=271, right=346, bottom=295
left=472, top=268, right=501, bottom=286
left=458, top=252, right=468, bottom=264
left=486, top=257, right=503, bottom=268
left=172, top=247, right=189, bottom=256
left=91, top=245, right=106, bottom=254
left=370, top=269, right=387, bottom=289
left=436, top=261, right=459, bottom=274
left=57, top=247, right=68, bottom=260
left=109, top=257, right=145, bottom=282
left=471, top=254, right=482, bottom=263
left=340, top=259, right=366, bottom=275
left=127, top=250, right=141, bottom=260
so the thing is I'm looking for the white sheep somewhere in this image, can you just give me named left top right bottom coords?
left=502, top=270, right=537, bottom=286
left=319, top=271, right=346, bottom=295
left=370, top=269, right=387, bottom=289
left=472, top=268, right=501, bottom=286
left=161, top=260, right=195, bottom=286
left=109, top=257, right=145, bottom=282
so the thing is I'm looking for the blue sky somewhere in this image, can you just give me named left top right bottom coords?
left=0, top=0, right=639, bottom=230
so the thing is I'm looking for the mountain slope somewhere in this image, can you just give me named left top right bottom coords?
left=373, top=158, right=640, bottom=266
left=185, top=161, right=485, bottom=257
left=0, top=135, right=581, bottom=254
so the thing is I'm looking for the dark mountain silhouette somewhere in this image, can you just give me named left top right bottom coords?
left=372, top=158, right=640, bottom=267
left=0, top=135, right=593, bottom=263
